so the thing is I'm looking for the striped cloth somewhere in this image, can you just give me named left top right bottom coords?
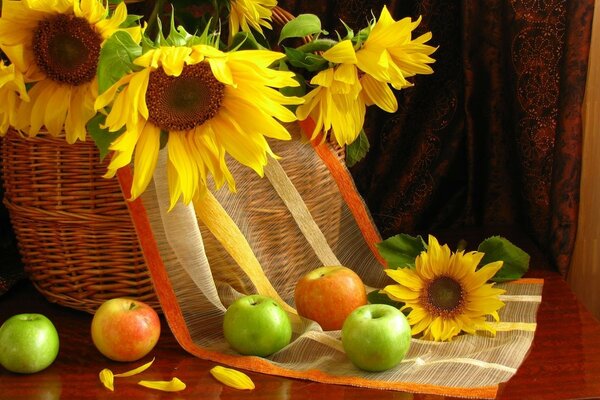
left=122, top=125, right=542, bottom=399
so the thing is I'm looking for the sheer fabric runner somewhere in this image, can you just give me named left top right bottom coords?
left=128, top=125, right=543, bottom=399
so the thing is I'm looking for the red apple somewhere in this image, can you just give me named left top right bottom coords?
left=294, top=265, right=367, bottom=331
left=91, top=298, right=160, bottom=362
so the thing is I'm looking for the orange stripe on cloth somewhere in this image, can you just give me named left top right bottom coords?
left=116, top=166, right=499, bottom=399
left=299, top=118, right=388, bottom=268
left=510, top=278, right=545, bottom=285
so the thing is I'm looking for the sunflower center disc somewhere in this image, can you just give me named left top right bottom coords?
left=427, top=276, right=464, bottom=314
left=146, top=63, right=225, bottom=132
left=33, top=14, right=102, bottom=86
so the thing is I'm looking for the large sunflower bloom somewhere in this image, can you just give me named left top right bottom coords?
left=296, top=40, right=366, bottom=146
left=95, top=45, right=302, bottom=208
left=228, top=0, right=276, bottom=42
left=0, top=60, right=29, bottom=134
left=382, top=235, right=506, bottom=342
left=356, top=6, right=436, bottom=92
left=0, top=0, right=141, bottom=143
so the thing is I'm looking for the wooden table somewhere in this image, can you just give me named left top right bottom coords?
left=1, top=268, right=599, bottom=400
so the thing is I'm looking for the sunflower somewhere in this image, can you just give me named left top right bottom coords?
left=296, top=40, right=366, bottom=146
left=0, top=60, right=29, bottom=134
left=356, top=6, right=436, bottom=93
left=382, top=235, right=506, bottom=342
left=297, top=6, right=436, bottom=147
left=95, top=44, right=302, bottom=208
left=228, top=0, right=277, bottom=42
left=0, top=0, right=141, bottom=143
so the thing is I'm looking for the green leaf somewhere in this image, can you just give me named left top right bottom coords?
left=376, top=234, right=426, bottom=269
left=165, top=10, right=190, bottom=46
left=97, top=31, right=142, bottom=94
left=229, top=31, right=266, bottom=51
left=367, top=290, right=405, bottom=309
left=278, top=14, right=322, bottom=44
left=345, top=129, right=370, bottom=167
left=86, top=113, right=124, bottom=161
left=477, top=236, right=530, bottom=282
left=283, top=47, right=328, bottom=72
left=121, top=14, right=142, bottom=28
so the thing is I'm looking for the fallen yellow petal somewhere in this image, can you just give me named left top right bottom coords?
left=99, top=368, right=115, bottom=391
left=99, top=358, right=155, bottom=391
left=114, top=358, right=155, bottom=377
left=210, top=365, right=255, bottom=390
left=137, top=377, right=186, bottom=392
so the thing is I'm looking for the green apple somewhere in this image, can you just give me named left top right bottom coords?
left=341, top=304, right=411, bottom=372
left=223, top=294, right=292, bottom=357
left=0, top=313, right=59, bottom=374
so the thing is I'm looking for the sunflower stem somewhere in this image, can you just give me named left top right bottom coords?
left=296, top=38, right=338, bottom=54
left=146, top=0, right=167, bottom=38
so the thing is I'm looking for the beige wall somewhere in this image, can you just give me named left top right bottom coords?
left=568, top=1, right=600, bottom=320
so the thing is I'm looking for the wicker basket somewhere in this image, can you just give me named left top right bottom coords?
left=1, top=129, right=158, bottom=313
left=0, top=6, right=343, bottom=314
left=1, top=126, right=344, bottom=314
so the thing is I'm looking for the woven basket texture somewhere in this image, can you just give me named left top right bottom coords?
left=1, top=129, right=157, bottom=313
left=1, top=127, right=344, bottom=313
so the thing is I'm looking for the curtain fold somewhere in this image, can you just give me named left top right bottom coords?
left=279, top=0, right=595, bottom=275
left=568, top=0, right=600, bottom=319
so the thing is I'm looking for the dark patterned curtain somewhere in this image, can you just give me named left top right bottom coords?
left=279, top=0, right=594, bottom=276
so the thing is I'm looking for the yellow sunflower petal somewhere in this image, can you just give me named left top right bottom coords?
left=333, top=63, right=359, bottom=87
left=428, top=317, right=446, bottom=341
left=221, top=98, right=291, bottom=141
left=65, top=83, right=96, bottom=143
left=94, top=2, right=130, bottom=39
left=128, top=69, right=151, bottom=121
left=113, top=358, right=155, bottom=377
left=228, top=49, right=285, bottom=68
left=99, top=368, right=115, bottom=391
left=168, top=132, right=199, bottom=205
left=160, top=47, right=193, bottom=77
left=209, top=58, right=234, bottom=86
left=382, top=284, right=420, bottom=301
left=28, top=81, right=54, bottom=136
left=228, top=0, right=276, bottom=41
left=45, top=85, right=71, bottom=136
left=311, top=68, right=335, bottom=87
left=385, top=268, right=423, bottom=291
left=410, top=310, right=432, bottom=336
left=360, top=74, right=398, bottom=112
left=463, top=261, right=503, bottom=291
left=107, top=119, right=144, bottom=174
left=137, top=378, right=186, bottom=392
left=131, top=123, right=161, bottom=199
left=75, top=0, right=107, bottom=26
left=210, top=366, right=255, bottom=390
left=466, top=297, right=505, bottom=314
left=406, top=305, right=428, bottom=325
left=356, top=48, right=390, bottom=82
left=322, top=40, right=357, bottom=64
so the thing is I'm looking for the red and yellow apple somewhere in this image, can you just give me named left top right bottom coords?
left=294, top=265, right=367, bottom=331
left=91, top=298, right=160, bottom=362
